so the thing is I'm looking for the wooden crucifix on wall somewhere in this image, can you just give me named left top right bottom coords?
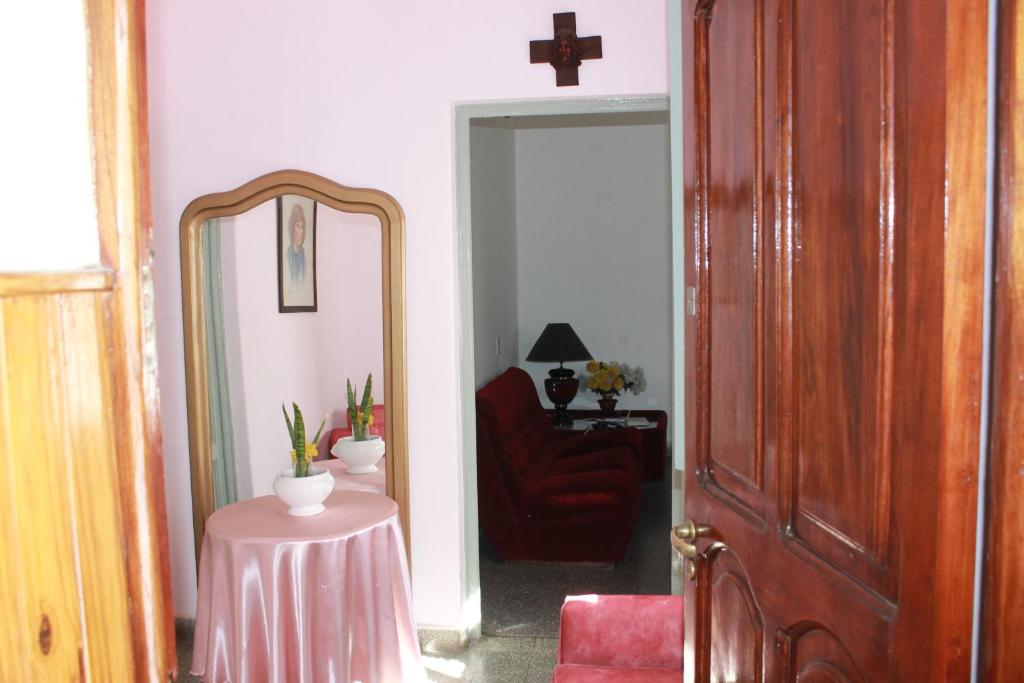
left=529, top=12, right=603, bottom=87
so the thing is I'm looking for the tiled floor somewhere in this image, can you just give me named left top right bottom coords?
left=177, top=620, right=554, bottom=682
left=479, top=466, right=673, bottom=637
left=421, top=636, right=556, bottom=682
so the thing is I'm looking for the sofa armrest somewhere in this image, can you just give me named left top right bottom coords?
left=557, top=594, right=683, bottom=669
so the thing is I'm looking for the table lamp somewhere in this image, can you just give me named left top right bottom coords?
left=526, top=323, right=592, bottom=426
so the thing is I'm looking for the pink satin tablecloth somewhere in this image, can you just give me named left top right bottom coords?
left=323, top=457, right=386, bottom=495
left=191, top=490, right=423, bottom=682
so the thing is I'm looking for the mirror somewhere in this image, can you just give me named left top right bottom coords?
left=180, top=170, right=408, bottom=565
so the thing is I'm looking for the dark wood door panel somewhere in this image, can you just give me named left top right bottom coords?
left=778, top=0, right=897, bottom=598
left=695, top=0, right=769, bottom=521
left=693, top=545, right=765, bottom=683
left=777, top=622, right=866, bottom=683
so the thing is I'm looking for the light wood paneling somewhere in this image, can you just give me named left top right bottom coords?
left=0, top=0, right=173, bottom=678
left=1, top=296, right=88, bottom=679
left=59, top=294, right=135, bottom=681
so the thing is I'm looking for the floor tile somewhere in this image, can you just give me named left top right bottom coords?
left=480, top=467, right=673, bottom=638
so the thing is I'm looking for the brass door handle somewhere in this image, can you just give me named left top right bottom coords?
left=674, top=520, right=714, bottom=543
left=670, top=520, right=715, bottom=559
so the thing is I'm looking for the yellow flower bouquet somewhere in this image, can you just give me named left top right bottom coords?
left=584, top=360, right=647, bottom=399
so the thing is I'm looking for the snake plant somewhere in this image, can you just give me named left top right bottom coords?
left=346, top=374, right=374, bottom=441
left=282, top=402, right=326, bottom=477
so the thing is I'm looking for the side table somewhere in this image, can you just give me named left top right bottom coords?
left=552, top=408, right=669, bottom=481
left=191, top=490, right=423, bottom=682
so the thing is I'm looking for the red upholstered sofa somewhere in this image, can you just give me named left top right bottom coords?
left=552, top=594, right=684, bottom=682
left=475, top=368, right=644, bottom=562
left=327, top=403, right=385, bottom=458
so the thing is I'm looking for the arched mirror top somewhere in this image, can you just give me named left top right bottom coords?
left=180, top=169, right=405, bottom=236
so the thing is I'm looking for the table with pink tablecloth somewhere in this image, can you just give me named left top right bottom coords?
left=322, top=456, right=386, bottom=495
left=191, top=490, right=423, bottom=682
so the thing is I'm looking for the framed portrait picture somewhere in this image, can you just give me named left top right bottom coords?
left=277, top=195, right=318, bottom=312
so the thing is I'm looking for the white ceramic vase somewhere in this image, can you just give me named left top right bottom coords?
left=273, top=465, right=334, bottom=516
left=331, top=435, right=385, bottom=474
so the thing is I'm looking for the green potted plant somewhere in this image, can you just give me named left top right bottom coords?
left=272, top=403, right=334, bottom=516
left=330, top=374, right=385, bottom=474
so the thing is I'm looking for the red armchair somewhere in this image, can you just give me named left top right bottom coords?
left=475, top=368, right=645, bottom=562
left=327, top=403, right=385, bottom=458
left=552, top=594, right=683, bottom=682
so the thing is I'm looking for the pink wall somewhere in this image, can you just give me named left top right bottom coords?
left=219, top=203, right=384, bottom=500
left=147, top=0, right=669, bottom=628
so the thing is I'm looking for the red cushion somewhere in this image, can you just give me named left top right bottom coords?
left=557, top=595, right=683, bottom=670
left=551, top=665, right=682, bottom=683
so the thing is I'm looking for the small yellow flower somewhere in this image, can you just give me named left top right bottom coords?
left=586, top=360, right=598, bottom=373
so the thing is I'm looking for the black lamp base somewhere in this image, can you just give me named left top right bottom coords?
left=544, top=367, right=579, bottom=426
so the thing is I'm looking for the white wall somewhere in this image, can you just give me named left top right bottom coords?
left=515, top=115, right=673, bottom=412
left=148, top=0, right=668, bottom=628
left=470, top=120, right=519, bottom=389
left=219, top=203, right=384, bottom=500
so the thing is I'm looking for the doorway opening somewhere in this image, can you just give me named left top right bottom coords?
left=454, top=96, right=681, bottom=644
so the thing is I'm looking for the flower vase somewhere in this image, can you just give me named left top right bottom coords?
left=598, top=396, right=618, bottom=417
left=273, top=465, right=334, bottom=516
left=331, top=435, right=385, bottom=474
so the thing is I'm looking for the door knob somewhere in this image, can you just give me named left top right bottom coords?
left=670, top=520, right=715, bottom=560
left=673, top=520, right=714, bottom=544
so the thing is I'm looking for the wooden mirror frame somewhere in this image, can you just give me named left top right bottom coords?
left=179, top=169, right=409, bottom=567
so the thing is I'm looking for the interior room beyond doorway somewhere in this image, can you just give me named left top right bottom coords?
left=467, top=106, right=674, bottom=638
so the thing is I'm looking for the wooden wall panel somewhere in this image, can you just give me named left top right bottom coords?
left=0, top=291, right=138, bottom=680
left=59, top=294, right=135, bottom=681
left=0, top=296, right=87, bottom=679
left=0, top=305, right=32, bottom=682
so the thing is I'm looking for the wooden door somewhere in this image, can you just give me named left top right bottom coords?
left=0, top=0, right=174, bottom=680
left=679, top=0, right=988, bottom=680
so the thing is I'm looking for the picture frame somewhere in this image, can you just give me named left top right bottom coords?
left=277, top=195, right=318, bottom=312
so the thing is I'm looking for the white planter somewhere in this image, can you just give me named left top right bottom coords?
left=273, top=465, right=334, bottom=516
left=331, top=435, right=385, bottom=474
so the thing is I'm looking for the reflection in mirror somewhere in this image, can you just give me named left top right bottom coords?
left=180, top=170, right=408, bottom=570
left=200, top=202, right=384, bottom=506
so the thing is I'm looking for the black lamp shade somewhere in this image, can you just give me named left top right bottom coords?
left=526, top=323, right=592, bottom=363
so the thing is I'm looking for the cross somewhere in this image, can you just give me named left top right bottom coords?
left=529, top=12, right=603, bottom=87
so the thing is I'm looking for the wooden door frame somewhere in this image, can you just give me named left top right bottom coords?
left=978, top=0, right=1024, bottom=677
left=0, top=0, right=174, bottom=679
